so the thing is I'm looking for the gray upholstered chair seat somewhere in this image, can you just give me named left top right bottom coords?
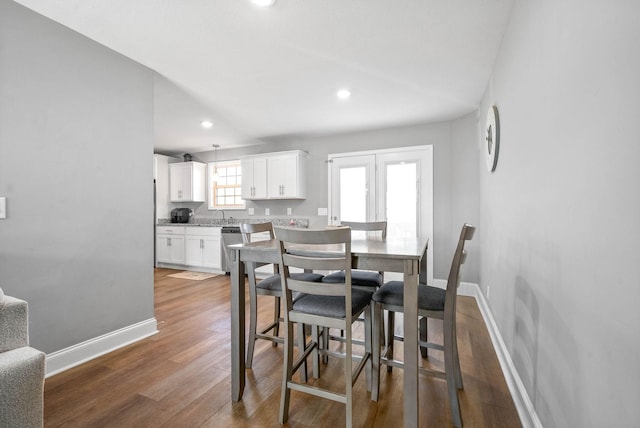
left=257, top=272, right=324, bottom=292
left=322, top=270, right=383, bottom=289
left=293, top=289, right=373, bottom=319
left=372, top=281, right=445, bottom=311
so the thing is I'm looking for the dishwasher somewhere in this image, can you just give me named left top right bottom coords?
left=220, top=225, right=243, bottom=274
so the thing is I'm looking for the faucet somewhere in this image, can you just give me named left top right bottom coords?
left=218, top=210, right=225, bottom=224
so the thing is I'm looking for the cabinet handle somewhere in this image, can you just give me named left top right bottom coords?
left=200, top=239, right=204, bottom=249
left=167, top=237, right=171, bottom=246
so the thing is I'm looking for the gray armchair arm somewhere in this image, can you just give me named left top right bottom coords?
left=0, top=291, right=45, bottom=428
left=0, top=295, right=30, bottom=353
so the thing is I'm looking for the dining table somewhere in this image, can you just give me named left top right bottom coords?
left=228, top=230, right=429, bottom=428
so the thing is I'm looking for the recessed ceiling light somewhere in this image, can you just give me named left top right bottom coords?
left=251, top=0, right=276, bottom=7
left=201, top=120, right=214, bottom=129
left=336, top=89, right=351, bottom=100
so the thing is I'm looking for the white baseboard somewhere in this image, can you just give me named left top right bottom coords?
left=455, top=281, right=542, bottom=428
left=45, top=318, right=158, bottom=378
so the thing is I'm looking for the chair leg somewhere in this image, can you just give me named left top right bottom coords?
left=452, top=322, right=463, bottom=389
left=371, top=302, right=381, bottom=402
left=312, top=325, right=321, bottom=379
left=419, top=316, right=428, bottom=359
left=444, top=317, right=463, bottom=427
left=345, top=319, right=354, bottom=428
left=272, top=296, right=281, bottom=347
left=279, top=318, right=294, bottom=425
left=379, top=306, right=386, bottom=348
left=364, top=305, right=373, bottom=392
left=297, top=322, right=308, bottom=383
left=322, top=327, right=329, bottom=364
left=246, top=287, right=258, bottom=369
left=386, top=310, right=395, bottom=373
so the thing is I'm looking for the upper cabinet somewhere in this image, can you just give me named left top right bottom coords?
left=241, top=151, right=308, bottom=200
left=241, top=156, right=267, bottom=200
left=267, top=152, right=306, bottom=199
left=170, top=161, right=206, bottom=202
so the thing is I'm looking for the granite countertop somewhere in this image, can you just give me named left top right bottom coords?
left=157, top=218, right=309, bottom=228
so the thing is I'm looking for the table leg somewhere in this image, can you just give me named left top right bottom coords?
left=231, top=250, right=246, bottom=401
left=403, top=259, right=419, bottom=428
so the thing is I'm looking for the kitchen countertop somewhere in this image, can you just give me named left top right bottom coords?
left=157, top=218, right=309, bottom=228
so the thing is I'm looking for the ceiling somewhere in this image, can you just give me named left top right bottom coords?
left=13, top=0, right=514, bottom=155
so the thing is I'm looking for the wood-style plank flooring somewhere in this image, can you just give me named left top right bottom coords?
left=44, top=268, right=522, bottom=427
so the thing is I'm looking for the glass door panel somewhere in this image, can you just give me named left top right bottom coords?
left=339, top=167, right=367, bottom=222
left=329, top=155, right=375, bottom=225
left=385, top=162, right=417, bottom=239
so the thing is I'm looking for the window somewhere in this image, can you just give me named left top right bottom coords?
left=208, top=160, right=246, bottom=210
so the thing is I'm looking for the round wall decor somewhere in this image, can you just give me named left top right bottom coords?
left=485, top=105, right=500, bottom=172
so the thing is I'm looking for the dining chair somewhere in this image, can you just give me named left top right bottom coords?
left=322, top=221, right=387, bottom=349
left=240, top=222, right=323, bottom=371
left=274, top=226, right=374, bottom=428
left=322, top=220, right=387, bottom=290
left=371, top=223, right=475, bottom=428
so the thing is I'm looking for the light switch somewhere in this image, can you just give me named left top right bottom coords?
left=318, top=207, right=328, bottom=216
left=265, top=208, right=270, bottom=216
left=248, top=207, right=255, bottom=216
left=0, top=197, right=6, bottom=219
left=287, top=207, right=292, bottom=215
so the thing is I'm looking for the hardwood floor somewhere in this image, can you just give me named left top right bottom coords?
left=44, top=268, right=522, bottom=427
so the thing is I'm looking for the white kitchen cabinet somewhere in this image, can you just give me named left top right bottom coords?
left=184, top=227, right=221, bottom=269
left=154, top=154, right=178, bottom=222
left=240, top=151, right=307, bottom=200
left=267, top=151, right=307, bottom=199
left=170, top=161, right=206, bottom=202
left=156, top=226, right=185, bottom=264
left=240, top=156, right=267, bottom=200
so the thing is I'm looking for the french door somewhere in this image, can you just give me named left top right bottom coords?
left=328, top=146, right=433, bottom=283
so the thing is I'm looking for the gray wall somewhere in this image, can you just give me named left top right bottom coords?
left=0, top=1, right=155, bottom=354
left=194, top=120, right=480, bottom=282
left=478, top=1, right=640, bottom=426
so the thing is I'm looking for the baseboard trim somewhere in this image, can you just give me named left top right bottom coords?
left=455, top=281, right=542, bottom=428
left=45, top=318, right=158, bottom=378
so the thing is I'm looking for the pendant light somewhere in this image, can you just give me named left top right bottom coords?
left=212, top=144, right=220, bottom=182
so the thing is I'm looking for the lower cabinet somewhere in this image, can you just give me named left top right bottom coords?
left=156, top=226, right=186, bottom=264
left=184, top=227, right=221, bottom=269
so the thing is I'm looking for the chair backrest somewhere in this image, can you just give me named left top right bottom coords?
left=239, top=222, right=275, bottom=243
left=240, top=222, right=277, bottom=272
left=275, top=227, right=353, bottom=324
left=444, top=224, right=475, bottom=318
left=340, top=221, right=387, bottom=240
